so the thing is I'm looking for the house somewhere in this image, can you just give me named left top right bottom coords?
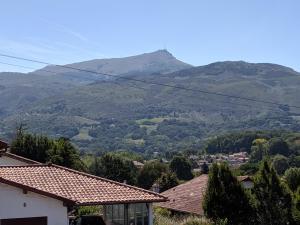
left=133, top=160, right=144, bottom=169
left=238, top=176, right=254, bottom=189
left=156, top=174, right=253, bottom=216
left=0, top=158, right=166, bottom=225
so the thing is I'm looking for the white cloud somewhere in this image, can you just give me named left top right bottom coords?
left=40, top=19, right=89, bottom=42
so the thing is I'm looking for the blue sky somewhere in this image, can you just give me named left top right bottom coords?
left=0, top=0, right=299, bottom=72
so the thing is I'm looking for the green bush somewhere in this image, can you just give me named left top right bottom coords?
left=77, top=206, right=102, bottom=216
left=154, top=214, right=213, bottom=225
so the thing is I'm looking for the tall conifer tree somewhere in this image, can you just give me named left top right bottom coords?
left=203, top=163, right=254, bottom=225
left=253, top=161, right=295, bottom=225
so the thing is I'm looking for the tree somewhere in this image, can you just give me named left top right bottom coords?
left=269, top=138, right=290, bottom=156
left=11, top=130, right=85, bottom=171
left=169, top=156, right=193, bottom=180
left=293, top=188, right=300, bottom=223
left=157, top=172, right=179, bottom=192
left=238, top=162, right=259, bottom=175
left=48, top=137, right=86, bottom=171
left=252, top=161, right=295, bottom=225
left=250, top=138, right=269, bottom=162
left=89, top=156, right=103, bottom=177
left=97, top=153, right=138, bottom=185
left=137, top=160, right=167, bottom=189
left=201, top=162, right=209, bottom=174
left=289, top=155, right=300, bottom=168
left=284, top=168, right=300, bottom=192
left=11, top=128, right=52, bottom=163
left=272, top=155, right=289, bottom=175
left=203, top=163, right=254, bottom=225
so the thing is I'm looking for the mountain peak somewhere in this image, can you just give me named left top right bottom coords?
left=151, top=49, right=174, bottom=57
left=32, top=49, right=192, bottom=81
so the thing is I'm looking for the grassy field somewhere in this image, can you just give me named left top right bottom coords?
left=72, top=127, right=93, bottom=141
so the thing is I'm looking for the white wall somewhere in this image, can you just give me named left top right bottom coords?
left=0, top=156, right=29, bottom=166
left=0, top=183, right=69, bottom=225
left=148, top=203, right=153, bottom=225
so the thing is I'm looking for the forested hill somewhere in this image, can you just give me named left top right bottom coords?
left=1, top=55, right=300, bottom=154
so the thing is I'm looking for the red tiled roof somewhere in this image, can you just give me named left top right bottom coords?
left=0, top=164, right=167, bottom=205
left=156, top=175, right=208, bottom=215
left=156, top=175, right=252, bottom=215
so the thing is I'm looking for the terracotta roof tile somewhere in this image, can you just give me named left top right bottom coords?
left=156, top=175, right=208, bottom=215
left=0, top=164, right=166, bottom=205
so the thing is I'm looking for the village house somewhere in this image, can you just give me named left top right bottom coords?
left=0, top=143, right=167, bottom=225
left=133, top=161, right=144, bottom=170
left=156, top=174, right=253, bottom=216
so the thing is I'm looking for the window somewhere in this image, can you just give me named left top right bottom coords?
left=105, top=203, right=149, bottom=225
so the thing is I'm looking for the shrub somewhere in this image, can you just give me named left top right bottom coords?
left=180, top=217, right=213, bottom=225
left=154, top=214, right=213, bottom=225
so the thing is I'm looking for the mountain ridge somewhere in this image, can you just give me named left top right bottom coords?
left=1, top=57, right=300, bottom=152
left=32, top=49, right=192, bottom=81
left=1, top=51, right=300, bottom=153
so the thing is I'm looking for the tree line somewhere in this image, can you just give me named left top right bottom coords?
left=10, top=129, right=195, bottom=191
left=10, top=127, right=86, bottom=171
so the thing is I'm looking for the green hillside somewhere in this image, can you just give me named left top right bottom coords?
left=1, top=60, right=300, bottom=154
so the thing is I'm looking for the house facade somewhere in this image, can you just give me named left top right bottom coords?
left=0, top=183, right=68, bottom=225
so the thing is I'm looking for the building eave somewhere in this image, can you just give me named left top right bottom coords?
left=0, top=176, right=76, bottom=205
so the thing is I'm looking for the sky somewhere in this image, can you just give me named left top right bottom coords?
left=0, top=0, right=300, bottom=72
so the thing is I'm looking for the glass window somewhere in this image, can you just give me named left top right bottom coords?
left=106, top=205, right=113, bottom=224
left=113, top=204, right=125, bottom=225
left=135, top=203, right=143, bottom=225
left=128, top=204, right=136, bottom=225
left=105, top=203, right=149, bottom=225
left=143, top=204, right=149, bottom=225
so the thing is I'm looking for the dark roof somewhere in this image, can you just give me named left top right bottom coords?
left=0, top=164, right=167, bottom=205
left=156, top=175, right=252, bottom=215
left=156, top=175, right=208, bottom=215
left=0, top=152, right=41, bottom=165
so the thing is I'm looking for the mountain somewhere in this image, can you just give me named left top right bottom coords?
left=2, top=60, right=300, bottom=153
left=0, top=50, right=192, bottom=118
left=32, top=50, right=192, bottom=84
left=0, top=72, right=74, bottom=118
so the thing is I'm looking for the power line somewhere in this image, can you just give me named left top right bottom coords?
left=0, top=61, right=61, bottom=75
left=0, top=59, right=289, bottom=114
left=0, top=61, right=35, bottom=70
left=0, top=52, right=299, bottom=110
